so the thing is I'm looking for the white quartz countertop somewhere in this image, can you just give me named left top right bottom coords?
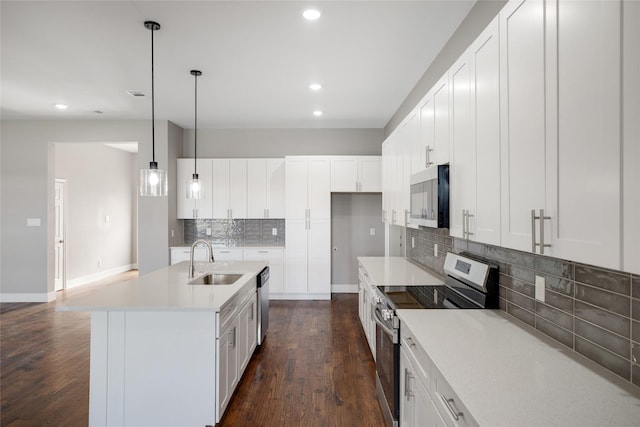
left=170, top=245, right=284, bottom=250
left=357, top=256, right=443, bottom=286
left=397, top=309, right=640, bottom=427
left=57, top=261, right=267, bottom=312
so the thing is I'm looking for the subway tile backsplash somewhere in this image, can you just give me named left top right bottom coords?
left=406, top=227, right=640, bottom=388
left=182, top=219, right=285, bottom=247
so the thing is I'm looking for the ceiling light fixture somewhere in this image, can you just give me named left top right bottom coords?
left=55, top=104, right=68, bottom=110
left=309, top=83, right=322, bottom=91
left=313, top=110, right=323, bottom=117
left=303, top=9, right=321, bottom=20
left=139, top=20, right=167, bottom=197
left=186, top=70, right=202, bottom=200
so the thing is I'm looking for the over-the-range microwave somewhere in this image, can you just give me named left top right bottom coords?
left=409, top=164, right=449, bottom=228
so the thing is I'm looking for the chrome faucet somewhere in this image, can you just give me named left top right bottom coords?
left=189, top=239, right=215, bottom=278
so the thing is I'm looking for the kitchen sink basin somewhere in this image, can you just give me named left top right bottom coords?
left=188, top=273, right=243, bottom=286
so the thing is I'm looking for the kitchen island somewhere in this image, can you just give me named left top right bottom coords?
left=57, top=260, right=267, bottom=427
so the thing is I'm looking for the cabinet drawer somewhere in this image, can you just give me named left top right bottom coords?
left=432, top=368, right=478, bottom=427
left=400, top=322, right=431, bottom=382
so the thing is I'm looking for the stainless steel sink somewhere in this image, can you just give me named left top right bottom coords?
left=188, top=273, right=243, bottom=285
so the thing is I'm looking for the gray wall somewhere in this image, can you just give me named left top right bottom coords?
left=385, top=0, right=507, bottom=136
left=183, top=128, right=383, bottom=157
left=0, top=120, right=182, bottom=297
left=167, top=121, right=185, bottom=247
left=54, top=143, right=137, bottom=280
left=331, top=193, right=385, bottom=285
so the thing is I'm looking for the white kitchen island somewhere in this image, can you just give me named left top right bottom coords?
left=57, top=260, right=267, bottom=427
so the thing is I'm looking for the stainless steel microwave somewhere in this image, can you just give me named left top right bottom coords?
left=409, top=164, right=449, bottom=228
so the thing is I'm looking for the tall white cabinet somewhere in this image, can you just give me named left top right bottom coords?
left=284, top=156, right=331, bottom=299
left=246, top=158, right=285, bottom=218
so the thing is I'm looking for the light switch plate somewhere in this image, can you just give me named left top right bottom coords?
left=411, top=237, right=415, bottom=248
left=206, top=228, right=212, bottom=236
left=535, top=275, right=546, bottom=302
left=434, top=244, right=438, bottom=257
left=27, top=218, right=40, bottom=227
left=369, top=228, right=375, bottom=236
left=272, top=228, right=278, bottom=236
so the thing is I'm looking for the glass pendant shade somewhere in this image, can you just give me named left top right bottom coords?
left=139, top=162, right=168, bottom=196
left=186, top=173, right=201, bottom=199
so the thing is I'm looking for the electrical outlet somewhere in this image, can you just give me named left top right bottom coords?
left=171, top=229, right=175, bottom=238
left=206, top=228, right=212, bottom=236
left=369, top=228, right=375, bottom=236
left=98, top=259, right=102, bottom=268
left=272, top=228, right=278, bottom=236
left=535, top=275, right=546, bottom=302
left=105, top=215, right=110, bottom=224
left=434, top=244, right=439, bottom=257
left=411, top=237, right=415, bottom=248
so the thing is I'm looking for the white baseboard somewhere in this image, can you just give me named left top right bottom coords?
left=269, top=293, right=331, bottom=300
left=66, top=264, right=137, bottom=289
left=0, top=291, right=56, bottom=303
left=331, top=284, right=358, bottom=294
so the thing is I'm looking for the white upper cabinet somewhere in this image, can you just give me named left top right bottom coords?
left=212, top=159, right=247, bottom=219
left=499, top=0, right=549, bottom=253
left=247, top=158, right=285, bottom=219
left=286, top=156, right=331, bottom=219
left=500, top=0, right=623, bottom=269
left=330, top=156, right=382, bottom=193
left=176, top=158, right=213, bottom=219
left=416, top=74, right=450, bottom=175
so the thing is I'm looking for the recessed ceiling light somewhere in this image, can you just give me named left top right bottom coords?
left=55, top=104, right=68, bottom=110
left=309, top=83, right=322, bottom=91
left=303, top=9, right=321, bottom=20
left=313, top=110, right=323, bottom=117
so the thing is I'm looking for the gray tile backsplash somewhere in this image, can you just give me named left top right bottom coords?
left=406, top=226, right=640, bottom=388
left=182, top=219, right=285, bottom=247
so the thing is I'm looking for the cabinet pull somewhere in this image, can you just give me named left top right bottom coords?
left=258, top=250, right=268, bottom=253
left=250, top=304, right=254, bottom=321
left=392, top=209, right=396, bottom=224
left=462, top=210, right=467, bottom=238
left=382, top=209, right=386, bottom=223
left=404, top=368, right=414, bottom=399
left=425, top=145, right=434, bottom=168
left=441, top=395, right=463, bottom=420
left=466, top=210, right=474, bottom=238
left=264, top=208, right=267, bottom=219
left=531, top=209, right=552, bottom=254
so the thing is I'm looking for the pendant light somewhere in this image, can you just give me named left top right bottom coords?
left=186, top=70, right=202, bottom=199
left=139, top=21, right=168, bottom=197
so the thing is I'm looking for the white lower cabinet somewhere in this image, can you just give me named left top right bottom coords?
left=216, top=286, right=258, bottom=422
left=358, top=265, right=376, bottom=358
left=400, top=347, right=445, bottom=427
left=400, top=321, right=478, bottom=427
left=170, top=247, right=243, bottom=265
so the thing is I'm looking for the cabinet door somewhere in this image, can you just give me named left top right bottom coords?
left=195, top=160, right=214, bottom=218
left=547, top=0, right=621, bottom=268
left=307, top=157, right=331, bottom=219
left=238, top=297, right=257, bottom=373
left=243, top=248, right=285, bottom=295
left=400, top=348, right=416, bottom=427
left=285, top=158, right=309, bottom=220
left=177, top=159, right=196, bottom=219
left=472, top=17, right=501, bottom=245
left=266, top=158, right=285, bottom=218
left=359, top=157, right=382, bottom=192
left=499, top=0, right=548, bottom=252
left=214, top=248, right=243, bottom=261
left=307, top=218, right=331, bottom=295
left=449, top=50, right=476, bottom=239
left=229, top=159, right=247, bottom=219
left=432, top=75, right=450, bottom=166
left=212, top=159, right=231, bottom=219
left=284, top=219, right=308, bottom=293
left=382, top=140, right=392, bottom=223
left=331, top=156, right=359, bottom=192
left=418, top=95, right=435, bottom=173
left=247, top=159, right=267, bottom=218
left=217, top=320, right=238, bottom=418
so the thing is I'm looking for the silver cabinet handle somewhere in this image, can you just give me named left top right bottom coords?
left=392, top=209, right=396, bottom=224
left=404, top=209, right=409, bottom=227
left=264, top=208, right=267, bottom=219
left=531, top=209, right=552, bottom=254
left=425, top=145, right=434, bottom=168
left=382, top=209, right=386, bottom=223
left=404, top=368, right=414, bottom=399
left=193, top=208, right=198, bottom=219
left=462, top=210, right=467, bottom=238
left=250, top=303, right=254, bottom=321
left=466, top=210, right=474, bottom=238
left=441, top=395, right=463, bottom=420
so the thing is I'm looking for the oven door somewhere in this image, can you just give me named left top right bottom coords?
left=373, top=306, right=399, bottom=427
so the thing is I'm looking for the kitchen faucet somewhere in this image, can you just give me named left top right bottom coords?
left=189, top=239, right=215, bottom=278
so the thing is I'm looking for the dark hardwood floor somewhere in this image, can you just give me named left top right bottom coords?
left=1, top=273, right=384, bottom=426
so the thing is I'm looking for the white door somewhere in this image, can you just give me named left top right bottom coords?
left=307, top=218, right=331, bottom=295
left=284, top=219, right=308, bottom=293
left=499, top=0, right=548, bottom=252
left=54, top=180, right=65, bottom=291
left=358, top=157, right=382, bottom=192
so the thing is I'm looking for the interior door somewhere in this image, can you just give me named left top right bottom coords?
left=54, top=180, right=65, bottom=291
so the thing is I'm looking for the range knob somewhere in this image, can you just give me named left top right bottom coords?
left=382, top=309, right=394, bottom=321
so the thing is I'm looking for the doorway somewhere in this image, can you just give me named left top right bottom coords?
left=54, top=179, right=66, bottom=291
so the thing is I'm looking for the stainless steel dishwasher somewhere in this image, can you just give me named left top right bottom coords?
left=256, top=266, right=269, bottom=346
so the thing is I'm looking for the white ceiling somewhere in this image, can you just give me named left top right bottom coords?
left=1, top=1, right=475, bottom=129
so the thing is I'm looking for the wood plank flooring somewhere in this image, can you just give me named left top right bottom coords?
left=1, top=273, right=384, bottom=426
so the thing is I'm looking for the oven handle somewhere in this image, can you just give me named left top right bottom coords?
left=372, top=306, right=396, bottom=339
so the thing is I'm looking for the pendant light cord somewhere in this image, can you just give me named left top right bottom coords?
left=151, top=24, right=156, bottom=163
left=194, top=72, right=198, bottom=174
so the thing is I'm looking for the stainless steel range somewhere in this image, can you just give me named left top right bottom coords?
left=372, top=252, right=499, bottom=427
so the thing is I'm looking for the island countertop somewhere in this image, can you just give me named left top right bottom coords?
left=57, top=260, right=267, bottom=312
